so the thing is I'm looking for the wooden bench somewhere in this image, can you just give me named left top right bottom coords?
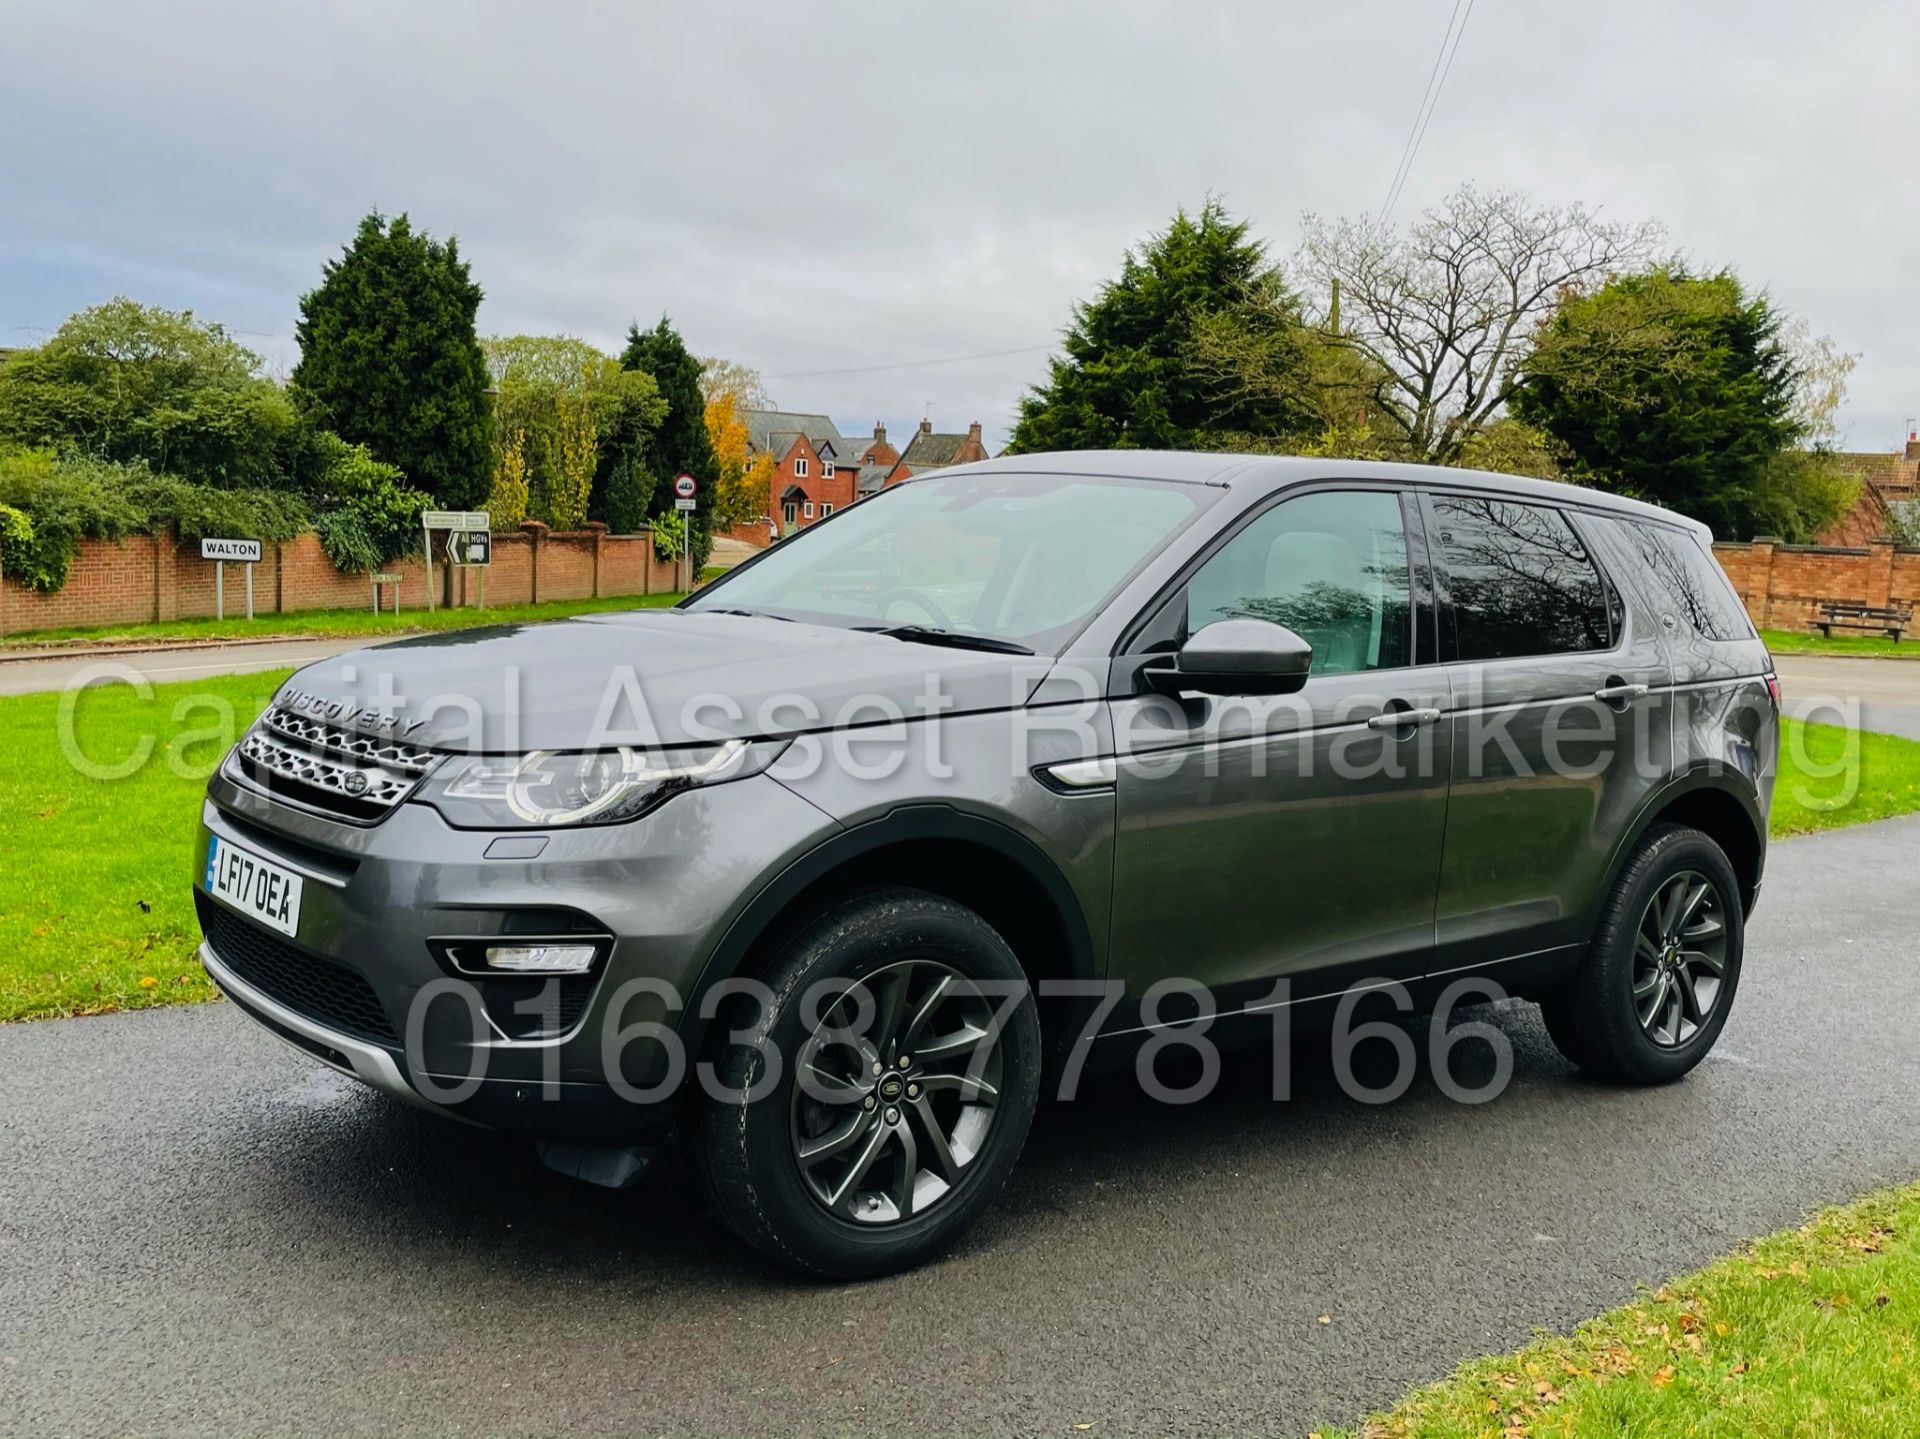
left=1814, top=600, right=1911, bottom=641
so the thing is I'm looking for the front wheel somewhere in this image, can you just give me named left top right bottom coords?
left=689, top=888, right=1040, bottom=1278
left=1541, top=824, right=1745, bottom=1085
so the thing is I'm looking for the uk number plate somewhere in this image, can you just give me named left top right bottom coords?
left=204, top=835, right=304, bottom=937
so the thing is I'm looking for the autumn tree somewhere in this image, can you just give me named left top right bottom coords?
left=1296, top=185, right=1663, bottom=463
left=704, top=388, right=775, bottom=532
left=699, top=356, right=771, bottom=411
left=292, top=212, right=492, bottom=506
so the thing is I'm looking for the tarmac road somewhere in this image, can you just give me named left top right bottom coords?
left=1775, top=651, right=1920, bottom=741
left=4, top=815, right=1919, bottom=1437
left=0, top=638, right=363, bottom=696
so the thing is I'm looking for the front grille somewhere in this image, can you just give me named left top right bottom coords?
left=198, top=893, right=399, bottom=1046
left=232, top=704, right=439, bottom=824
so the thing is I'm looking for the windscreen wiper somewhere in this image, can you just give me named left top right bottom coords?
left=856, top=624, right=1035, bottom=655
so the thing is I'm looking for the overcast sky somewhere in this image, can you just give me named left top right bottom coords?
left=5, top=0, right=1916, bottom=454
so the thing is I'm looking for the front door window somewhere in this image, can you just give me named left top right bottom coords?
left=1186, top=489, right=1413, bottom=674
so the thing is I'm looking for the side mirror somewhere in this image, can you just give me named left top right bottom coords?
left=1146, top=618, right=1313, bottom=696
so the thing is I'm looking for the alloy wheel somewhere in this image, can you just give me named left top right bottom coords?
left=1632, top=868, right=1729, bottom=1048
left=789, top=959, right=1006, bottom=1224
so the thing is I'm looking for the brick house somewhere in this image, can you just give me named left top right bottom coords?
left=883, top=419, right=992, bottom=486
left=741, top=411, right=899, bottom=537
left=1816, top=430, right=1920, bottom=545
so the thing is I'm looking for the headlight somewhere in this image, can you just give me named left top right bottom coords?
left=421, top=739, right=787, bottom=829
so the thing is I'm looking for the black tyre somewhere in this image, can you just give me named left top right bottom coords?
left=1541, top=824, right=1745, bottom=1085
left=689, top=887, right=1040, bottom=1278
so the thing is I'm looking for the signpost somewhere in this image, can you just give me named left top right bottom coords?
left=201, top=537, right=262, bottom=621
left=421, top=510, right=489, bottom=613
left=672, top=475, right=697, bottom=592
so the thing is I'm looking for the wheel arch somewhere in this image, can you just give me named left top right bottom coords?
left=1602, top=767, right=1767, bottom=918
left=676, top=804, right=1100, bottom=1064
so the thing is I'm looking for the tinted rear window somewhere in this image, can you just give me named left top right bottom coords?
left=1432, top=495, right=1612, bottom=660
left=1607, top=519, right=1754, bottom=641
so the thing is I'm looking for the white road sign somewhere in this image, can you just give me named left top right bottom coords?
left=422, top=510, right=490, bottom=531
left=201, top=537, right=262, bottom=563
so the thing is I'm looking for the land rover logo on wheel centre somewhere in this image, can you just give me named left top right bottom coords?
left=880, top=1076, right=903, bottom=1099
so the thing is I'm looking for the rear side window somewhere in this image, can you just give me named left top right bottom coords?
left=1432, top=495, right=1612, bottom=660
left=1610, top=519, right=1755, bottom=641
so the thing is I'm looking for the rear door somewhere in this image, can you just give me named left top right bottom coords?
left=1426, top=491, right=1672, bottom=977
left=1104, top=485, right=1451, bottom=1015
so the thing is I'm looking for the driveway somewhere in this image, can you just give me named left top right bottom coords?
left=4, top=815, right=1918, bottom=1437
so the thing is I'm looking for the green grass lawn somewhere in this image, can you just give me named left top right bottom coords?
left=1761, top=627, right=1920, bottom=659
left=3, top=691, right=1918, bottom=1024
left=1321, top=1181, right=1920, bottom=1438
left=0, top=590, right=691, bottom=649
left=1772, top=717, right=1920, bottom=836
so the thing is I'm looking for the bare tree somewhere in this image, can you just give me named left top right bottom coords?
left=1297, top=185, right=1664, bottom=463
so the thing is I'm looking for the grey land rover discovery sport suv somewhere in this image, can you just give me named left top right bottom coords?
left=195, top=452, right=1776, bottom=1276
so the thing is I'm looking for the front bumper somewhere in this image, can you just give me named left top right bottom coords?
left=195, top=764, right=840, bottom=1139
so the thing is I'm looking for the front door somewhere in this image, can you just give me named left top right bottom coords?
left=1105, top=488, right=1451, bottom=1021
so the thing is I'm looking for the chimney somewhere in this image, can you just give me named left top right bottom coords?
left=1906, top=420, right=1919, bottom=463
left=967, top=421, right=982, bottom=445
left=873, top=422, right=887, bottom=447
left=919, top=417, right=933, bottom=434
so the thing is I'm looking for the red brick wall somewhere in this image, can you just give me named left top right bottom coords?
left=1713, top=538, right=1920, bottom=632
left=2, top=525, right=687, bottom=636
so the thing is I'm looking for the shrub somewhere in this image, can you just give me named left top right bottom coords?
left=0, top=449, right=146, bottom=591
left=0, top=447, right=318, bottom=592
left=0, top=502, right=34, bottom=583
left=602, top=451, right=657, bottom=534
left=650, top=508, right=687, bottom=561
left=313, top=479, right=430, bottom=574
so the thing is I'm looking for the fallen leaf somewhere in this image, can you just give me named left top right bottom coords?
left=138, top=976, right=158, bottom=989
left=1728, top=1361, right=1749, bottom=1377
left=1317, top=1315, right=1331, bottom=1325
left=1651, top=1365, right=1676, bottom=1388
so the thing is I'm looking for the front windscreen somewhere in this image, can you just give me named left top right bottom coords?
left=688, top=471, right=1213, bottom=652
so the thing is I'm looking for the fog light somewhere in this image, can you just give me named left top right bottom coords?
left=482, top=943, right=597, bottom=974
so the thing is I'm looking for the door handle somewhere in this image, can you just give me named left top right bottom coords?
left=1366, top=706, right=1442, bottom=731
left=1593, top=682, right=1650, bottom=704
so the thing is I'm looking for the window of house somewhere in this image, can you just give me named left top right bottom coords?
left=1431, top=495, right=1612, bottom=660
left=1184, top=490, right=1413, bottom=675
left=820, top=502, right=833, bottom=517
left=803, top=501, right=815, bottom=519
left=795, top=456, right=809, bottom=477
left=823, top=461, right=836, bottom=479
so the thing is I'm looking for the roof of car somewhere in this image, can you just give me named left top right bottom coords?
left=922, top=451, right=1712, bottom=537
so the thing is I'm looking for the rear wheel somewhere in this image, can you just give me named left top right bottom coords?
left=1541, top=824, right=1744, bottom=1085
left=690, top=887, right=1040, bottom=1278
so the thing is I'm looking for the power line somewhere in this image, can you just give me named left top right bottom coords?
left=1380, top=0, right=1475, bottom=223
left=764, top=342, right=1055, bottom=381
